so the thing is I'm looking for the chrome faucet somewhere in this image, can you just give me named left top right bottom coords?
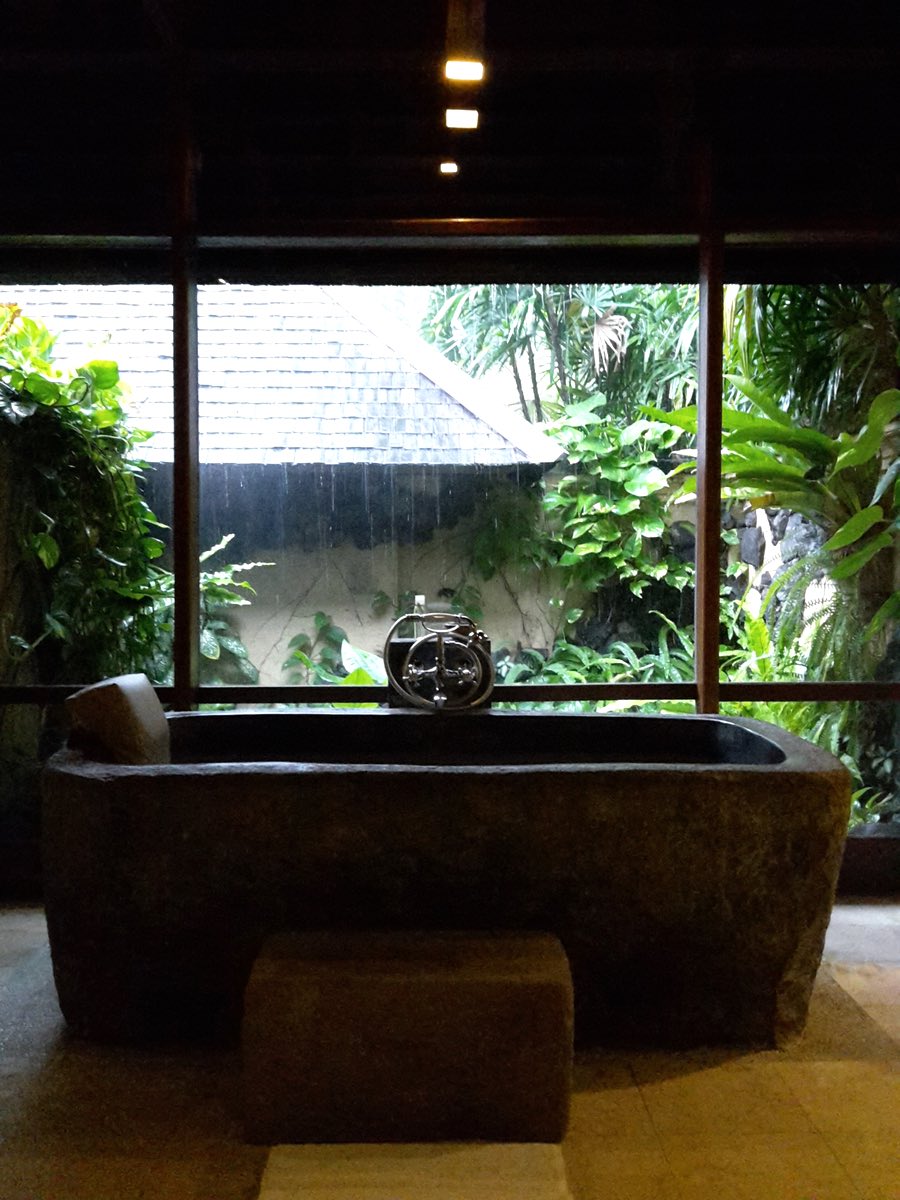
left=383, top=610, right=495, bottom=711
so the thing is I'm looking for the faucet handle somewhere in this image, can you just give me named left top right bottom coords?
left=383, top=611, right=494, bottom=711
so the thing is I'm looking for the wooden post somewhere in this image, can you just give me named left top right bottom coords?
left=695, top=231, right=724, bottom=713
left=171, top=99, right=199, bottom=711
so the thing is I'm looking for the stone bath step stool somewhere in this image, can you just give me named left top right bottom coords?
left=241, top=930, right=574, bottom=1144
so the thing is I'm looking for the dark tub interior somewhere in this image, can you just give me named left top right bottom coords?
left=168, top=710, right=787, bottom=767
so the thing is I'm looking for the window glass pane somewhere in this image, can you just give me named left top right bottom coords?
left=717, top=284, right=899, bottom=684
left=1, top=285, right=173, bottom=686
left=195, top=283, right=698, bottom=694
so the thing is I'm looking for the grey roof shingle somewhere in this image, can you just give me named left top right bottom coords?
left=8, top=284, right=560, bottom=467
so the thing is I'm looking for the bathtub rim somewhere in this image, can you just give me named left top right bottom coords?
left=45, top=711, right=849, bottom=779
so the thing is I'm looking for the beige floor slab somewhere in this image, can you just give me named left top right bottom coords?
left=830, top=964, right=900, bottom=1007
left=0, top=1154, right=217, bottom=1200
left=768, top=970, right=900, bottom=1062
left=568, top=1056, right=657, bottom=1142
left=660, top=1131, right=864, bottom=1200
left=775, top=1059, right=900, bottom=1136
left=563, top=1138, right=683, bottom=1200
left=864, top=1003, right=900, bottom=1042
left=258, top=1143, right=573, bottom=1199
left=3, top=902, right=900, bottom=1200
left=633, top=1057, right=817, bottom=1137
left=823, top=1133, right=900, bottom=1200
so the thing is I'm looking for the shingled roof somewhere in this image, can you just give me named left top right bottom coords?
left=9, top=284, right=559, bottom=467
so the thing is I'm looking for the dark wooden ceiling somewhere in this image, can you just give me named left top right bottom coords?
left=2, top=1, right=899, bottom=247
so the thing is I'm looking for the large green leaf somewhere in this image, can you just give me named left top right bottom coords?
left=822, top=506, right=883, bottom=552
left=872, top=457, right=900, bottom=506
left=199, top=625, right=221, bottom=659
left=631, top=512, right=665, bottom=537
left=720, top=443, right=798, bottom=472
left=834, top=389, right=900, bottom=473
left=724, top=421, right=836, bottom=463
left=32, top=531, right=60, bottom=568
left=864, top=591, right=900, bottom=641
left=829, top=530, right=894, bottom=581
left=611, top=496, right=642, bottom=514
left=87, top=360, right=120, bottom=390
left=216, top=634, right=249, bottom=658
left=596, top=463, right=629, bottom=481
left=720, top=463, right=812, bottom=486
left=140, top=536, right=166, bottom=559
left=624, top=465, right=668, bottom=496
left=341, top=640, right=388, bottom=684
left=91, top=406, right=121, bottom=428
left=725, top=375, right=792, bottom=424
left=25, top=374, right=61, bottom=405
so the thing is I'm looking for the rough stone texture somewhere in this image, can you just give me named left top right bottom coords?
left=241, top=931, right=573, bottom=1144
left=65, top=673, right=170, bottom=765
left=739, top=525, right=765, bottom=568
left=779, top=512, right=824, bottom=562
left=40, top=711, right=852, bottom=1048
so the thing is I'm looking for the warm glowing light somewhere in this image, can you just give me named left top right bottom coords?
left=445, top=108, right=479, bottom=129
left=440, top=161, right=459, bottom=175
left=444, top=58, right=484, bottom=82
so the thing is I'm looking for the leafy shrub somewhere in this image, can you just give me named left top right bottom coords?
left=0, top=305, right=262, bottom=685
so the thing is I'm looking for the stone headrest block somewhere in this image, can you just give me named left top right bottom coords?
left=66, top=673, right=170, bottom=765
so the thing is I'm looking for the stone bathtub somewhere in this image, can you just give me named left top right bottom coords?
left=42, top=709, right=850, bottom=1047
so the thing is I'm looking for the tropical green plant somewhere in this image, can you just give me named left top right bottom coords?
left=421, top=284, right=700, bottom=646
left=0, top=305, right=264, bottom=686
left=1, top=305, right=170, bottom=682
left=424, top=283, right=698, bottom=423
left=650, top=381, right=900, bottom=647
left=144, top=535, right=270, bottom=686
left=282, top=611, right=365, bottom=684
left=282, top=613, right=387, bottom=702
left=724, top=284, right=900, bottom=436
left=494, top=611, right=696, bottom=707
left=539, top=397, right=693, bottom=618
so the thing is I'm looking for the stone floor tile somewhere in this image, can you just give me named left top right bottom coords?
left=568, top=1057, right=656, bottom=1141
left=633, top=1057, right=816, bottom=1136
left=830, top=964, right=900, bottom=1007
left=776, top=1060, right=900, bottom=1135
left=661, top=1131, right=864, bottom=1200
left=1, top=901, right=898, bottom=1200
left=823, top=923, right=900, bottom=965
left=827, top=900, right=900, bottom=928
left=567, top=1091, right=657, bottom=1142
left=562, top=1139, right=684, bottom=1200
left=777, top=972, right=900, bottom=1063
left=863, top=1004, right=900, bottom=1043
left=0, top=1154, right=209, bottom=1200
left=823, top=1133, right=900, bottom=1200
left=0, top=933, right=49, bottom=968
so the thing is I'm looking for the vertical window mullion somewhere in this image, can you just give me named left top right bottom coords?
left=172, top=122, right=200, bottom=710
left=695, top=232, right=724, bottom=712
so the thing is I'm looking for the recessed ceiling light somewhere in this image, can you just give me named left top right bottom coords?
left=440, top=161, right=459, bottom=175
left=444, top=59, right=484, bottom=82
left=445, top=108, right=479, bottom=130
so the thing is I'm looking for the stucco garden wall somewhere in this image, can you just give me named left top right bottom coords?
left=231, top=518, right=563, bottom=687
